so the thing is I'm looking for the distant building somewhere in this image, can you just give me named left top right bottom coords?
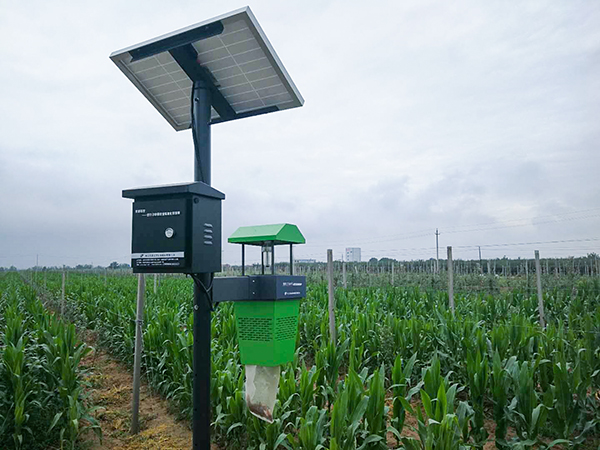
left=345, top=247, right=361, bottom=262
left=295, top=259, right=316, bottom=263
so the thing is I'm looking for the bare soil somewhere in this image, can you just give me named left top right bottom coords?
left=77, top=334, right=218, bottom=450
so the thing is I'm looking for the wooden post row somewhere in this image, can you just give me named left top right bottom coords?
left=327, top=249, right=336, bottom=343
left=447, top=246, right=454, bottom=315
left=534, top=250, right=546, bottom=328
left=61, top=269, right=66, bottom=316
left=131, top=274, right=146, bottom=434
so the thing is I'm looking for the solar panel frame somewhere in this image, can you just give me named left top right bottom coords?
left=110, top=7, right=304, bottom=131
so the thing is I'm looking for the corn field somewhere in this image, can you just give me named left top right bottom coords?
left=0, top=273, right=100, bottom=450
left=3, top=269, right=600, bottom=449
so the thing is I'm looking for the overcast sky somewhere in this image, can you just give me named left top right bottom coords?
left=1, top=0, right=599, bottom=269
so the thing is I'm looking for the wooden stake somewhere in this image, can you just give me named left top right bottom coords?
left=131, top=273, right=146, bottom=434
left=61, top=269, right=66, bottom=316
left=342, top=260, right=347, bottom=289
left=447, top=246, right=454, bottom=314
left=435, top=228, right=440, bottom=273
left=391, top=261, right=395, bottom=286
left=534, top=250, right=545, bottom=328
left=327, top=249, right=336, bottom=343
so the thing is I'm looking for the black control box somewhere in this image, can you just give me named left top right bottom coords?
left=123, top=182, right=225, bottom=274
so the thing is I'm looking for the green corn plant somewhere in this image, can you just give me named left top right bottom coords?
left=546, top=351, right=580, bottom=440
left=362, top=365, right=387, bottom=449
left=349, top=335, right=366, bottom=373
left=465, top=349, right=488, bottom=447
left=581, top=313, right=600, bottom=388
left=329, top=386, right=368, bottom=450
left=0, top=410, right=8, bottom=447
left=48, top=387, right=101, bottom=450
left=298, top=364, right=320, bottom=416
left=505, top=360, right=567, bottom=448
left=390, top=353, right=417, bottom=436
left=545, top=350, right=596, bottom=445
left=225, top=389, right=247, bottom=440
left=421, top=355, right=457, bottom=401
left=507, top=360, right=540, bottom=442
left=2, top=299, right=37, bottom=450
left=314, top=344, right=328, bottom=407
left=247, top=410, right=292, bottom=450
left=490, top=352, right=513, bottom=447
left=287, top=406, right=327, bottom=450
left=3, top=337, right=32, bottom=450
left=212, top=370, right=246, bottom=444
left=3, top=305, right=26, bottom=347
left=399, top=380, right=470, bottom=450
left=343, top=367, right=367, bottom=415
left=489, top=325, right=510, bottom=362
left=278, top=367, right=298, bottom=408
left=323, top=336, right=349, bottom=394
left=397, top=356, right=472, bottom=450
left=214, top=359, right=242, bottom=409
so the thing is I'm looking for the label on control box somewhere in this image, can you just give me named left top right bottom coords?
left=132, top=251, right=185, bottom=268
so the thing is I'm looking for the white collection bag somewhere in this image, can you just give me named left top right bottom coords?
left=245, top=365, right=281, bottom=423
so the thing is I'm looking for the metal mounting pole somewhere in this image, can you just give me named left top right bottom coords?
left=241, top=244, right=245, bottom=276
left=192, top=79, right=212, bottom=450
left=271, top=243, right=275, bottom=275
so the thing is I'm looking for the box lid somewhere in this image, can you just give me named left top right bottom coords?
left=123, top=182, right=225, bottom=200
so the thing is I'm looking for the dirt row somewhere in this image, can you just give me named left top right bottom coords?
left=79, top=334, right=198, bottom=450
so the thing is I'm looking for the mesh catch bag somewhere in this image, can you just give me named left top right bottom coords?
left=245, top=365, right=280, bottom=423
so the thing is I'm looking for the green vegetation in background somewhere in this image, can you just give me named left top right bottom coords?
left=0, top=273, right=100, bottom=450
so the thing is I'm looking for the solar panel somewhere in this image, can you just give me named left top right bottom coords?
left=110, top=7, right=304, bottom=131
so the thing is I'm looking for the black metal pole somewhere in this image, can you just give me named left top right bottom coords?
left=271, top=244, right=275, bottom=275
left=290, top=244, right=293, bottom=275
left=192, top=79, right=212, bottom=450
left=241, top=244, right=245, bottom=276
left=193, top=81, right=211, bottom=185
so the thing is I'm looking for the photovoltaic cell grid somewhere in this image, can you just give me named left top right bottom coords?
left=110, top=7, right=303, bottom=131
